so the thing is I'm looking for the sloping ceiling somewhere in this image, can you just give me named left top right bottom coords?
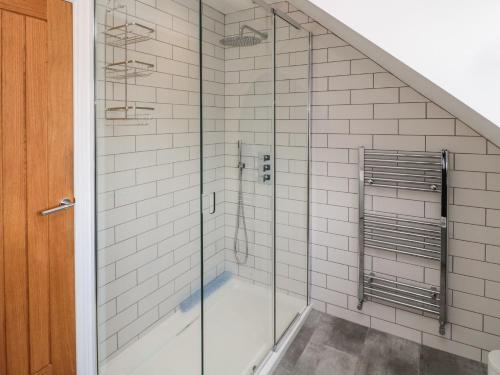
left=289, top=0, right=500, bottom=146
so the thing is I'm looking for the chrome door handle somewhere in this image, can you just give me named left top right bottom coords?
left=41, top=198, right=76, bottom=216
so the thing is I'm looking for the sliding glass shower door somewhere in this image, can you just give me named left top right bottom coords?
left=200, top=2, right=275, bottom=374
left=274, top=13, right=311, bottom=343
left=199, top=2, right=311, bottom=373
left=95, top=0, right=310, bottom=373
left=95, top=0, right=202, bottom=374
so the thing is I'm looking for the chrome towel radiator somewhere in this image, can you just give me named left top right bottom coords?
left=357, top=148, right=449, bottom=335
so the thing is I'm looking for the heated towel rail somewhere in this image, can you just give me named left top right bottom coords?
left=357, top=148, right=449, bottom=335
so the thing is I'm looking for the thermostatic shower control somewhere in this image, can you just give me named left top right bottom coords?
left=258, top=153, right=272, bottom=185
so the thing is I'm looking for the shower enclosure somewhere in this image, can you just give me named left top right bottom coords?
left=94, top=0, right=311, bottom=373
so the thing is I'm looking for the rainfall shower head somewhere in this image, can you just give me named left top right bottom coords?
left=221, top=35, right=261, bottom=47
left=220, top=24, right=268, bottom=47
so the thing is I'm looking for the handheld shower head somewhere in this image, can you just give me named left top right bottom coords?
left=237, top=140, right=245, bottom=170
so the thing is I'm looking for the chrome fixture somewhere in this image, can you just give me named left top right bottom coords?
left=104, top=1, right=155, bottom=124
left=208, top=192, right=216, bottom=214
left=252, top=0, right=302, bottom=30
left=233, top=140, right=249, bottom=264
left=220, top=25, right=268, bottom=47
left=357, top=148, right=449, bottom=335
left=41, top=198, right=76, bottom=216
left=259, top=154, right=271, bottom=184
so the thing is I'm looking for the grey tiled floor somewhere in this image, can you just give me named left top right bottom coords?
left=273, top=310, right=487, bottom=375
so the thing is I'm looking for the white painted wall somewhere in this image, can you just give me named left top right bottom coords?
left=290, top=0, right=500, bottom=146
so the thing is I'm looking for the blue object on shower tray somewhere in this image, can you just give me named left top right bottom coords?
left=179, top=271, right=232, bottom=312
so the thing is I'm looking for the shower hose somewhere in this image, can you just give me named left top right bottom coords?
left=233, top=144, right=249, bottom=264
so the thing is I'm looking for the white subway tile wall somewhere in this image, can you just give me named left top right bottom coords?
left=201, top=0, right=227, bottom=291
left=274, top=17, right=309, bottom=301
left=222, top=7, right=310, bottom=309
left=273, top=0, right=500, bottom=364
left=223, top=7, right=275, bottom=287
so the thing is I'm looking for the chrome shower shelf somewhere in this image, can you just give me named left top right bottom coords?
left=105, top=22, right=155, bottom=47
left=105, top=59, right=155, bottom=80
left=357, top=147, right=449, bottom=335
left=105, top=104, right=154, bottom=121
left=363, top=274, right=440, bottom=315
left=104, top=3, right=156, bottom=123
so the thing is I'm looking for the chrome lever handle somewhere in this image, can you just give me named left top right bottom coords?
left=41, top=198, right=76, bottom=216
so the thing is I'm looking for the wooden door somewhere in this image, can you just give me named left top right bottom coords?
left=0, top=1, right=75, bottom=374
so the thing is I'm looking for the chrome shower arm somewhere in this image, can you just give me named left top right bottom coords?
left=240, top=24, right=268, bottom=40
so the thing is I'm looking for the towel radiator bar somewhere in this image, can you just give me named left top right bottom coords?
left=357, top=148, right=449, bottom=335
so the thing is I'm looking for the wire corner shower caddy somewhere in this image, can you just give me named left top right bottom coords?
left=104, top=0, right=156, bottom=125
left=357, top=147, right=449, bottom=335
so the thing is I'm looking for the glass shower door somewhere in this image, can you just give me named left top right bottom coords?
left=274, top=14, right=311, bottom=342
left=95, top=0, right=311, bottom=373
left=95, top=0, right=202, bottom=374
left=200, top=1, right=275, bottom=374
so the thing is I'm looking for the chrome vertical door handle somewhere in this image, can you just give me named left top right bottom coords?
left=209, top=192, right=216, bottom=214
left=41, top=198, right=76, bottom=216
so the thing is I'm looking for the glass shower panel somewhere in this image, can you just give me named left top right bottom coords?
left=201, top=1, right=274, bottom=374
left=95, top=0, right=202, bottom=374
left=274, top=15, right=310, bottom=341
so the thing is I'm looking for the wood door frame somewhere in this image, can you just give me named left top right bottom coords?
left=71, top=0, right=97, bottom=374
